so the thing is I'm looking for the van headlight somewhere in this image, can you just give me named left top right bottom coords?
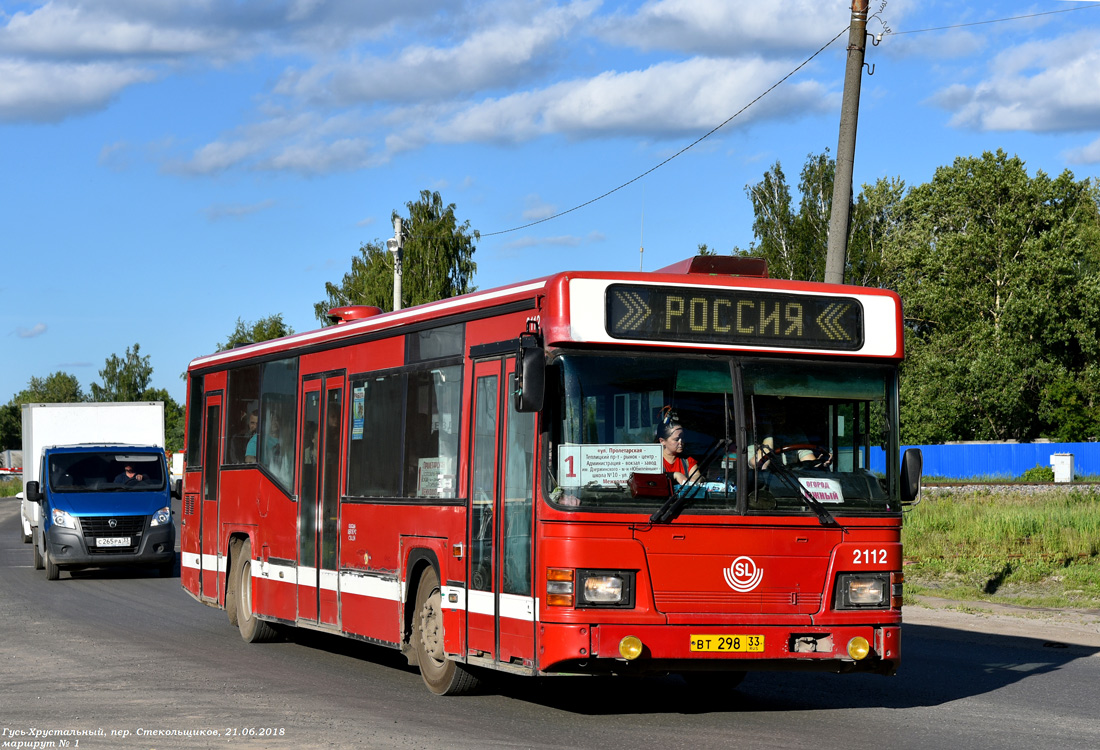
left=150, top=507, right=172, bottom=526
left=52, top=508, right=78, bottom=530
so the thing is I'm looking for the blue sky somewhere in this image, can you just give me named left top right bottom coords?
left=2, top=1, right=1099, bottom=406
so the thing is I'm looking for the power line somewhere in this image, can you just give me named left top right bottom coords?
left=430, top=3, right=1100, bottom=242
left=890, top=2, right=1100, bottom=35
left=478, top=26, right=850, bottom=238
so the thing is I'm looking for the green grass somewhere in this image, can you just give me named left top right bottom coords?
left=0, top=480, right=21, bottom=498
left=903, top=488, right=1100, bottom=608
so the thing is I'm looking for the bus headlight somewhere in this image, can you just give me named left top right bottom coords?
left=578, top=570, right=634, bottom=608
left=834, top=573, right=890, bottom=609
left=150, top=506, right=172, bottom=526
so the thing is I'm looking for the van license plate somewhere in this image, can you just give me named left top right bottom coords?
left=95, top=537, right=130, bottom=547
left=689, top=635, right=764, bottom=652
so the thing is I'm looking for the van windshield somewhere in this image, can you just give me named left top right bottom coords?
left=48, top=452, right=166, bottom=492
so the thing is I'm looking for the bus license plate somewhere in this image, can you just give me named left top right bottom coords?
left=690, top=635, right=764, bottom=653
left=95, top=537, right=130, bottom=548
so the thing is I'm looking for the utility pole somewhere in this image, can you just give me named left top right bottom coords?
left=824, top=0, right=870, bottom=285
left=387, top=216, right=404, bottom=311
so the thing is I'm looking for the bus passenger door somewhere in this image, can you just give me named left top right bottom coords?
left=468, top=359, right=537, bottom=669
left=297, top=374, right=345, bottom=627
left=199, top=393, right=222, bottom=603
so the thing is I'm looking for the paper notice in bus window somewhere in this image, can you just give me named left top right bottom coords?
left=798, top=477, right=844, bottom=504
left=418, top=457, right=456, bottom=498
left=352, top=387, right=365, bottom=440
left=557, top=444, right=662, bottom=488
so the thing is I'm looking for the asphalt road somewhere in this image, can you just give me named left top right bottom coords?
left=2, top=496, right=1099, bottom=750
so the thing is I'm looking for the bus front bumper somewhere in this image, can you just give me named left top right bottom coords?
left=538, top=621, right=900, bottom=677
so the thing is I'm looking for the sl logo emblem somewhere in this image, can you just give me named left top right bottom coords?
left=723, top=556, right=763, bottom=592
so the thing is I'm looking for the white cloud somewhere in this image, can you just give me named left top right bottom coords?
left=1065, top=136, right=1100, bottom=165
left=935, top=30, right=1100, bottom=133
left=0, top=2, right=228, bottom=57
left=0, top=58, right=155, bottom=122
left=602, top=0, right=854, bottom=55
left=16, top=323, right=48, bottom=338
left=434, top=56, right=834, bottom=144
left=205, top=200, right=277, bottom=222
left=522, top=194, right=557, bottom=221
left=274, top=1, right=597, bottom=105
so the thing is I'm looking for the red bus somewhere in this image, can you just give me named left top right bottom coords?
left=181, top=255, right=921, bottom=695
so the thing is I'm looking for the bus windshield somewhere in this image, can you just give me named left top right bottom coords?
left=547, top=353, right=898, bottom=516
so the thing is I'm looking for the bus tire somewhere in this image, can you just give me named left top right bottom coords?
left=45, top=547, right=60, bottom=581
left=32, top=533, right=44, bottom=570
left=236, top=540, right=277, bottom=643
left=413, top=566, right=478, bottom=696
left=225, top=540, right=240, bottom=627
left=20, top=519, right=31, bottom=544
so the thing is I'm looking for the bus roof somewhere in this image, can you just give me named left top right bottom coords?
left=188, top=259, right=903, bottom=372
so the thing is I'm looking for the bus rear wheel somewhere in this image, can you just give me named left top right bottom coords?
left=236, top=540, right=277, bottom=643
left=413, top=566, right=478, bottom=696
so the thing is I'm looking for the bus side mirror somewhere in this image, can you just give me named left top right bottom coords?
left=900, top=448, right=923, bottom=506
left=171, top=479, right=183, bottom=500
left=25, top=481, right=41, bottom=503
left=514, top=334, right=545, bottom=413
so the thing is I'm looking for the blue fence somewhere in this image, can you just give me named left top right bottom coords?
left=869, top=443, right=1100, bottom=479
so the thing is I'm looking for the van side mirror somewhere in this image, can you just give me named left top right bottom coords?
left=25, top=481, right=41, bottom=503
left=900, top=448, right=923, bottom=506
left=171, top=478, right=183, bottom=500
left=514, top=333, right=545, bottom=413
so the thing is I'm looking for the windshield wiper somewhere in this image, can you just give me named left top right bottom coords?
left=650, top=438, right=731, bottom=524
left=754, top=444, right=841, bottom=528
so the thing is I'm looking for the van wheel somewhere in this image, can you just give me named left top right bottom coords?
left=413, top=566, right=478, bottom=695
left=32, top=534, right=44, bottom=570
left=236, top=540, right=277, bottom=643
left=20, top=519, right=31, bottom=544
left=45, top=547, right=60, bottom=581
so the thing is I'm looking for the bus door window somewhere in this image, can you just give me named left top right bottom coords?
left=297, top=375, right=345, bottom=626
left=502, top=372, right=535, bottom=598
left=298, top=388, right=321, bottom=585
left=467, top=363, right=501, bottom=659
left=469, top=372, right=499, bottom=593
left=200, top=395, right=222, bottom=602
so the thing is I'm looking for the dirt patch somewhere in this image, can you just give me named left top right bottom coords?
left=904, top=594, right=1100, bottom=648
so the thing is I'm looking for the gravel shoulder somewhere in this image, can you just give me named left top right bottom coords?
left=904, top=594, right=1100, bottom=648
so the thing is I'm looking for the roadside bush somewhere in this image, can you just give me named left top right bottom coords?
left=1018, top=465, right=1054, bottom=482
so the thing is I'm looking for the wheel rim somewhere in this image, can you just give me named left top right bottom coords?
left=418, top=587, right=445, bottom=665
left=241, top=561, right=253, bottom=618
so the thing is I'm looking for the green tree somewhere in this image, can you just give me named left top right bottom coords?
left=888, top=150, right=1100, bottom=443
left=217, top=314, right=295, bottom=351
left=739, top=149, right=902, bottom=287
left=91, top=344, right=186, bottom=453
left=0, top=372, right=87, bottom=449
left=314, top=190, right=478, bottom=322
left=91, top=344, right=153, bottom=402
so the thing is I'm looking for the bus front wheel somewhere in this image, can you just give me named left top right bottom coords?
left=413, top=566, right=478, bottom=696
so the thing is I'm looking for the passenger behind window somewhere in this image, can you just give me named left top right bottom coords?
left=657, top=408, right=702, bottom=485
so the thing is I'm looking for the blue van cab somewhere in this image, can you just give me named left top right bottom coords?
left=24, top=445, right=181, bottom=580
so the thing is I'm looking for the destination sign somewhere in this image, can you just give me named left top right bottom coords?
left=605, top=284, right=864, bottom=351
